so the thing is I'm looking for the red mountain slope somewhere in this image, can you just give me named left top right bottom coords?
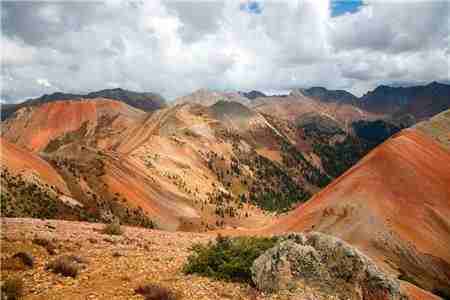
left=1, top=98, right=145, bottom=152
left=0, top=137, right=71, bottom=195
left=263, top=129, right=450, bottom=295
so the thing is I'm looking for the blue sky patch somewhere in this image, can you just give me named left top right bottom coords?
left=240, top=1, right=263, bottom=14
left=331, top=0, right=363, bottom=17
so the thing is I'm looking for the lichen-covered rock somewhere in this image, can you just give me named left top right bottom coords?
left=251, top=241, right=322, bottom=292
left=251, top=232, right=408, bottom=300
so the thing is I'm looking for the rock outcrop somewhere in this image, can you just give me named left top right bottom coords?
left=251, top=232, right=407, bottom=300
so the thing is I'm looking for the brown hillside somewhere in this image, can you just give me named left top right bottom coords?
left=252, top=95, right=380, bottom=130
left=415, top=109, right=450, bottom=150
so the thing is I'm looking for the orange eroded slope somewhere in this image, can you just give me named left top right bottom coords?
left=0, top=137, right=70, bottom=195
left=101, top=154, right=203, bottom=231
left=1, top=98, right=145, bottom=152
left=267, top=129, right=450, bottom=263
left=401, top=283, right=441, bottom=300
left=250, top=129, right=450, bottom=294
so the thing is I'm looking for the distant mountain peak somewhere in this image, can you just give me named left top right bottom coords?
left=239, top=90, right=267, bottom=100
left=361, top=81, right=450, bottom=119
left=290, top=86, right=358, bottom=105
left=427, top=81, right=446, bottom=88
left=174, top=89, right=250, bottom=107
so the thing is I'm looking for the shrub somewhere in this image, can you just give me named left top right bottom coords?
left=183, top=235, right=278, bottom=283
left=112, top=251, right=124, bottom=258
left=46, top=256, right=81, bottom=277
left=102, top=220, right=123, bottom=235
left=32, top=238, right=57, bottom=255
left=1, top=277, right=24, bottom=300
left=3, top=252, right=34, bottom=271
left=397, top=269, right=419, bottom=286
left=64, top=254, right=88, bottom=264
left=134, top=283, right=179, bottom=300
left=432, top=288, right=450, bottom=300
left=12, top=252, right=34, bottom=268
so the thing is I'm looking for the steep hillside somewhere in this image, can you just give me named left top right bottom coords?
left=295, top=114, right=403, bottom=179
left=252, top=95, right=378, bottom=130
left=2, top=97, right=402, bottom=232
left=263, top=129, right=450, bottom=297
left=113, top=103, right=329, bottom=227
left=1, top=98, right=145, bottom=152
left=415, top=109, right=450, bottom=150
left=1, top=88, right=166, bottom=120
left=0, top=138, right=89, bottom=220
left=208, top=101, right=278, bottom=137
left=1, top=138, right=70, bottom=194
left=1, top=101, right=328, bottom=231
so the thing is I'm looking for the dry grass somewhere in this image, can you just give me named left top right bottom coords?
left=46, top=256, right=81, bottom=278
left=32, top=237, right=57, bottom=255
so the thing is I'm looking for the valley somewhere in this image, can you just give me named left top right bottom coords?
left=1, top=83, right=449, bottom=299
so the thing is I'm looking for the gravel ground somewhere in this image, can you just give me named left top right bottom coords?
left=1, top=218, right=331, bottom=300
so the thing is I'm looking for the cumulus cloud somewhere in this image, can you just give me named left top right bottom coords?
left=1, top=0, right=449, bottom=103
left=330, top=1, right=449, bottom=53
left=36, top=78, right=52, bottom=88
left=1, top=36, right=36, bottom=66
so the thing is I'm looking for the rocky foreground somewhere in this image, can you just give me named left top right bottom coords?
left=0, top=218, right=440, bottom=300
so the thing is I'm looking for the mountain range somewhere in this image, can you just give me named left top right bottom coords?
left=1, top=81, right=449, bottom=299
left=1, top=88, right=166, bottom=120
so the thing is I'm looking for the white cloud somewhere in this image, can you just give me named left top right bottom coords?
left=1, top=36, right=36, bottom=66
left=0, top=0, right=448, bottom=102
left=36, top=78, right=52, bottom=88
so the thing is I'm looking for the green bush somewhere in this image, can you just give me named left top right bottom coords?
left=397, top=269, right=420, bottom=286
left=1, top=277, right=24, bottom=300
left=102, top=220, right=123, bottom=235
left=183, top=235, right=278, bottom=283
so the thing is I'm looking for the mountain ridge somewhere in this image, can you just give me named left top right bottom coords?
left=1, top=88, right=166, bottom=120
left=360, top=81, right=450, bottom=119
left=1, top=92, right=449, bottom=299
left=290, top=86, right=359, bottom=105
left=2, top=81, right=449, bottom=122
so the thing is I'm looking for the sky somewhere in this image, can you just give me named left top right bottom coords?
left=1, top=0, right=449, bottom=103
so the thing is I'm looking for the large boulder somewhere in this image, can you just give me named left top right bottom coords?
left=251, top=232, right=407, bottom=300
